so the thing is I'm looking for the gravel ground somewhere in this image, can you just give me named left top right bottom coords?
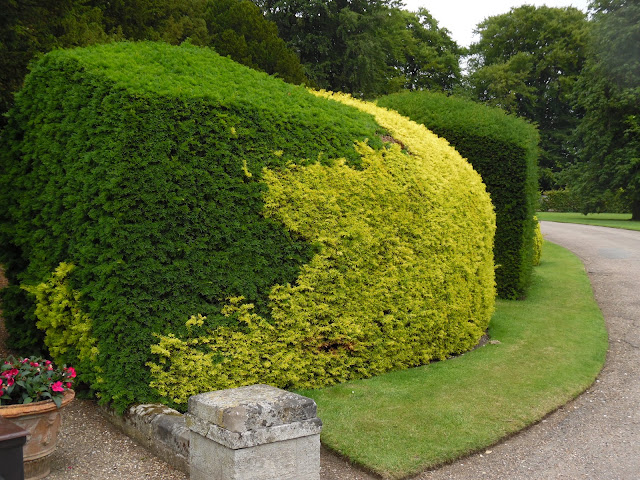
left=2, top=221, right=638, bottom=479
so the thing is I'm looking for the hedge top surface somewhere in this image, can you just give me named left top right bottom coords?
left=378, top=90, right=538, bottom=150
left=57, top=41, right=285, bottom=99
left=35, top=41, right=385, bottom=168
left=50, top=41, right=364, bottom=122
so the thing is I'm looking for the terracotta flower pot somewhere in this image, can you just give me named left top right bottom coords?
left=0, top=389, right=75, bottom=480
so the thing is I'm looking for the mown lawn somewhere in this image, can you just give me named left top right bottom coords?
left=299, top=241, right=608, bottom=479
left=537, top=211, right=640, bottom=231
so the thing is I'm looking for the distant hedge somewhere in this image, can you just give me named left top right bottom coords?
left=540, top=188, right=630, bottom=214
left=0, top=42, right=495, bottom=412
left=539, top=189, right=582, bottom=213
left=378, top=91, right=539, bottom=299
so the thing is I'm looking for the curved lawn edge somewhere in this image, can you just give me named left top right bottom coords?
left=298, top=241, right=608, bottom=479
left=536, top=212, right=640, bottom=231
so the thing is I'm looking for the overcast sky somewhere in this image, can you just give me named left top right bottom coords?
left=401, top=0, right=591, bottom=47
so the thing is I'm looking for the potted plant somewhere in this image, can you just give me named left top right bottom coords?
left=0, top=356, right=76, bottom=480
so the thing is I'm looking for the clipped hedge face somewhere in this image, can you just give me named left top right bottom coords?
left=377, top=91, right=539, bottom=299
left=0, top=42, right=495, bottom=412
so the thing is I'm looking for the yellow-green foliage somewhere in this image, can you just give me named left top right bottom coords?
left=533, top=217, right=543, bottom=266
left=148, top=93, right=496, bottom=406
left=22, top=263, right=98, bottom=385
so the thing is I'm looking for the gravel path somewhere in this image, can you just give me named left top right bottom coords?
left=3, top=221, right=639, bottom=479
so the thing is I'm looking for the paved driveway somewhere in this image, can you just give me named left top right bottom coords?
left=413, top=221, right=640, bottom=480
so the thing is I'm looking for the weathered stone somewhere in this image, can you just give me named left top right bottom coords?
left=187, top=384, right=318, bottom=432
left=102, top=403, right=190, bottom=473
left=185, top=413, right=321, bottom=449
left=190, top=433, right=320, bottom=480
left=187, top=385, right=322, bottom=480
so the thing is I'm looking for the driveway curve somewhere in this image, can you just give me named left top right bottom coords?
left=411, top=221, right=640, bottom=480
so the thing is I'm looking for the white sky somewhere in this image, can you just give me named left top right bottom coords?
left=401, top=0, right=591, bottom=47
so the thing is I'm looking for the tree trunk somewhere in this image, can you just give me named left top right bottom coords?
left=632, top=199, right=640, bottom=221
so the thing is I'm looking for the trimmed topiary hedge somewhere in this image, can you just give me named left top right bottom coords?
left=377, top=91, right=539, bottom=299
left=539, top=189, right=582, bottom=213
left=0, top=42, right=495, bottom=412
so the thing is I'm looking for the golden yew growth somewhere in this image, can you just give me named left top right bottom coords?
left=148, top=93, right=496, bottom=405
left=533, top=217, right=544, bottom=266
left=22, top=262, right=99, bottom=386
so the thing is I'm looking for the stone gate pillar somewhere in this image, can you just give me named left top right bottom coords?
left=186, top=384, right=322, bottom=480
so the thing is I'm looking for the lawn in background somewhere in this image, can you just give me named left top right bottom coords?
left=537, top=212, right=640, bottom=231
left=299, top=241, right=608, bottom=479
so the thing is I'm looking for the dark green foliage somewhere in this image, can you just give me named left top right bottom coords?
left=378, top=90, right=539, bottom=299
left=539, top=189, right=630, bottom=214
left=200, top=0, right=307, bottom=84
left=92, top=0, right=308, bottom=84
left=466, top=5, right=589, bottom=191
left=253, top=0, right=462, bottom=97
left=539, top=190, right=583, bottom=213
left=0, top=41, right=385, bottom=411
left=0, top=0, right=109, bottom=128
left=568, top=0, right=640, bottom=220
left=0, top=0, right=306, bottom=127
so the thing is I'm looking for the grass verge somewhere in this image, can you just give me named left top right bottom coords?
left=298, top=241, right=608, bottom=479
left=537, top=212, right=640, bottom=231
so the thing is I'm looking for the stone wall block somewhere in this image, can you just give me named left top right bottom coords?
left=187, top=384, right=322, bottom=480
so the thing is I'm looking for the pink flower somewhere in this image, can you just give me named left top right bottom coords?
left=47, top=365, right=54, bottom=371
left=6, top=377, right=14, bottom=387
left=21, top=358, right=30, bottom=364
left=44, top=360, right=52, bottom=366
left=65, top=367, right=77, bottom=379
left=30, top=361, right=39, bottom=367
left=65, top=382, right=72, bottom=388
left=51, top=381, right=65, bottom=393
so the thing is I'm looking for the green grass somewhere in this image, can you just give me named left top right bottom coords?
left=298, top=241, right=608, bottom=479
left=537, top=211, right=640, bottom=231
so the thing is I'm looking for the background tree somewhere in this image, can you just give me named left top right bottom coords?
left=567, top=0, right=640, bottom=219
left=392, top=8, right=461, bottom=92
left=0, top=0, right=307, bottom=125
left=89, top=0, right=308, bottom=82
left=252, top=0, right=461, bottom=97
left=0, top=0, right=108, bottom=127
left=466, top=6, right=589, bottom=190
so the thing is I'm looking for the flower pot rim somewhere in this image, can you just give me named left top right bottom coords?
left=0, top=389, right=75, bottom=418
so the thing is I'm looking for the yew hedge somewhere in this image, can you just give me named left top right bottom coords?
left=0, top=42, right=495, bottom=412
left=378, top=91, right=539, bottom=299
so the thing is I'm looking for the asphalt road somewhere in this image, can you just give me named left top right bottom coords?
left=413, top=221, right=640, bottom=480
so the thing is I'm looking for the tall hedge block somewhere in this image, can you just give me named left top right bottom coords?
left=377, top=91, right=539, bottom=299
left=0, top=42, right=495, bottom=412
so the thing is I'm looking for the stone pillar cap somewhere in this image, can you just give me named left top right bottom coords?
left=188, top=384, right=318, bottom=434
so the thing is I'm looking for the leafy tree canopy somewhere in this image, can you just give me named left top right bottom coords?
left=0, top=0, right=109, bottom=125
left=0, top=0, right=307, bottom=125
left=252, top=0, right=462, bottom=97
left=466, top=5, right=589, bottom=190
left=91, top=0, right=307, bottom=83
left=567, top=0, right=640, bottom=219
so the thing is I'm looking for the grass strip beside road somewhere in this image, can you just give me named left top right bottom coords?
left=299, top=241, right=608, bottom=479
left=537, top=212, right=640, bottom=231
